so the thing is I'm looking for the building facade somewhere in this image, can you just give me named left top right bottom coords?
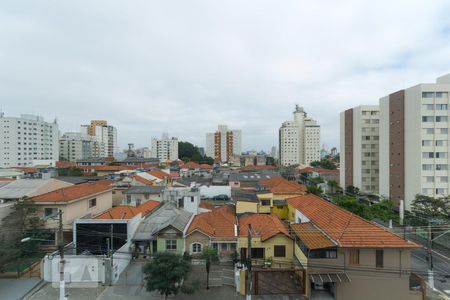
left=59, top=132, right=101, bottom=162
left=205, top=125, right=242, bottom=163
left=0, top=114, right=59, bottom=168
left=279, top=105, right=321, bottom=166
left=379, top=74, right=450, bottom=210
left=81, top=120, right=118, bottom=158
left=150, top=133, right=178, bottom=161
left=340, top=105, right=380, bottom=194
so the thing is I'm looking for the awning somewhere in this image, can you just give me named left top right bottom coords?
left=309, top=273, right=350, bottom=283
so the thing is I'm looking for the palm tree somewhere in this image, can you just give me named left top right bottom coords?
left=201, top=246, right=219, bottom=289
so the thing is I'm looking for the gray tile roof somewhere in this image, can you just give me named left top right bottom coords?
left=0, top=179, right=56, bottom=200
left=125, top=186, right=164, bottom=195
left=132, top=202, right=193, bottom=241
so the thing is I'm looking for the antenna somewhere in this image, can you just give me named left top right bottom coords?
left=0, top=107, right=4, bottom=118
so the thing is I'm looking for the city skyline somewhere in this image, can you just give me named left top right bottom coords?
left=1, top=1, right=450, bottom=151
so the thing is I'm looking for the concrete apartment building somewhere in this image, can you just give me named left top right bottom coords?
left=0, top=113, right=59, bottom=168
left=279, top=105, right=321, bottom=166
left=379, top=74, right=450, bottom=210
left=150, top=133, right=178, bottom=161
left=59, top=132, right=101, bottom=162
left=205, top=125, right=242, bottom=163
left=81, top=120, right=118, bottom=158
left=340, top=106, right=380, bottom=194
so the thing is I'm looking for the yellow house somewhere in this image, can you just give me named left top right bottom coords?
left=238, top=213, right=293, bottom=268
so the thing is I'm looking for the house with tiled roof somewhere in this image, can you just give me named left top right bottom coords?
left=29, top=180, right=114, bottom=244
left=287, top=194, right=422, bottom=300
left=238, top=213, right=293, bottom=267
left=185, top=205, right=237, bottom=258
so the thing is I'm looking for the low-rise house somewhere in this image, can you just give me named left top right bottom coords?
left=132, top=202, right=193, bottom=257
left=238, top=213, right=293, bottom=268
left=132, top=169, right=171, bottom=186
left=229, top=173, right=276, bottom=189
left=162, top=186, right=201, bottom=215
left=287, top=194, right=422, bottom=300
left=180, top=162, right=201, bottom=178
left=0, top=178, right=73, bottom=202
left=123, top=186, right=163, bottom=206
left=76, top=157, right=110, bottom=166
left=296, top=166, right=339, bottom=193
left=185, top=205, right=237, bottom=258
left=29, top=180, right=114, bottom=243
left=78, top=165, right=136, bottom=176
left=115, top=157, right=159, bottom=167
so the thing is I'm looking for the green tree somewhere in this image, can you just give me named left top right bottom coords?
left=143, top=252, right=196, bottom=300
left=345, top=185, right=360, bottom=196
left=307, top=185, right=323, bottom=196
left=310, top=159, right=337, bottom=170
left=327, top=180, right=338, bottom=194
left=411, top=194, right=450, bottom=219
left=178, top=141, right=214, bottom=165
left=333, top=195, right=371, bottom=219
left=201, top=246, right=219, bottom=290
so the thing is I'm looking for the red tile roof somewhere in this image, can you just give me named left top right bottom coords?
left=187, top=205, right=236, bottom=238
left=133, top=175, right=155, bottom=186
left=15, top=167, right=38, bottom=173
left=30, top=180, right=114, bottom=203
left=147, top=169, right=170, bottom=180
left=181, top=162, right=201, bottom=169
left=95, top=200, right=160, bottom=219
left=199, top=164, right=213, bottom=170
left=259, top=176, right=306, bottom=194
left=291, top=223, right=336, bottom=250
left=0, top=178, right=16, bottom=182
left=56, top=161, right=78, bottom=168
left=239, top=213, right=290, bottom=241
left=298, top=167, right=338, bottom=175
left=288, top=194, right=418, bottom=248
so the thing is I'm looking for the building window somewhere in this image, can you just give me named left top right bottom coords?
left=376, top=250, right=384, bottom=268
left=436, top=116, right=448, bottom=122
left=166, top=240, right=177, bottom=251
left=191, top=243, right=202, bottom=254
left=422, top=92, right=434, bottom=98
left=274, top=245, right=286, bottom=257
left=422, top=164, right=433, bottom=171
left=349, top=249, right=360, bottom=265
left=422, top=116, right=434, bottom=122
left=251, top=248, right=264, bottom=259
left=88, top=198, right=96, bottom=208
left=44, top=208, right=58, bottom=218
left=436, top=104, right=448, bottom=110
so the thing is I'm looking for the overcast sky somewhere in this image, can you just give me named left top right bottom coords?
left=1, top=1, right=450, bottom=152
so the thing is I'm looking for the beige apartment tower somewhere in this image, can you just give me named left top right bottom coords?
left=340, top=106, right=380, bottom=194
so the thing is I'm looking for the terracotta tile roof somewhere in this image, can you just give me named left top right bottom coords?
left=291, top=223, right=336, bottom=250
left=199, top=164, right=213, bottom=170
left=95, top=200, right=160, bottom=219
left=78, top=166, right=136, bottom=172
left=0, top=178, right=16, bottom=182
left=146, top=169, right=170, bottom=180
left=187, top=205, right=236, bottom=238
left=288, top=194, right=418, bottom=248
left=170, top=172, right=181, bottom=179
left=15, top=167, right=38, bottom=173
left=133, top=175, right=155, bottom=186
left=238, top=213, right=290, bottom=241
left=181, top=162, right=201, bottom=169
left=198, top=202, right=216, bottom=210
left=30, top=180, right=114, bottom=203
left=259, top=176, right=306, bottom=194
left=56, top=161, right=78, bottom=168
left=298, top=167, right=338, bottom=175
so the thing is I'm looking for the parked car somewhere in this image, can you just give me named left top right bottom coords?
left=212, top=194, right=230, bottom=201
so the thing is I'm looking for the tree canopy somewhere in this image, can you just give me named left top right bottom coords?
left=411, top=194, right=450, bottom=219
left=178, top=141, right=214, bottom=165
left=310, top=159, right=337, bottom=170
left=144, top=252, right=196, bottom=299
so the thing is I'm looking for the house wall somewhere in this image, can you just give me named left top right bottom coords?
left=156, top=237, right=184, bottom=254
left=112, top=188, right=126, bottom=206
left=271, top=205, right=288, bottom=220
left=236, top=201, right=258, bottom=214
left=238, top=234, right=293, bottom=266
left=185, top=231, right=210, bottom=256
left=38, top=190, right=113, bottom=230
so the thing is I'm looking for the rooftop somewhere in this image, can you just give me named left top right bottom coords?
left=125, top=186, right=164, bottom=195
left=238, top=213, right=290, bottom=241
left=258, top=176, right=307, bottom=194
left=30, top=180, right=113, bottom=203
left=0, top=178, right=70, bottom=200
left=187, top=205, right=236, bottom=238
left=288, top=194, right=418, bottom=248
left=94, top=200, right=160, bottom=219
left=291, top=223, right=336, bottom=250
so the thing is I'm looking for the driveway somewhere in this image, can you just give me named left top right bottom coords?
left=0, top=278, right=41, bottom=300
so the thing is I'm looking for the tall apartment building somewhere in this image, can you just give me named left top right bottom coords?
left=150, top=133, right=178, bottom=161
left=81, top=120, right=117, bottom=158
left=379, top=74, right=450, bottom=210
left=205, top=125, right=242, bottom=162
left=0, top=113, right=59, bottom=167
left=279, top=105, right=321, bottom=166
left=59, top=132, right=100, bottom=162
left=340, top=106, right=380, bottom=194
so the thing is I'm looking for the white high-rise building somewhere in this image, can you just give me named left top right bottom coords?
left=59, top=132, right=101, bottom=162
left=0, top=113, right=59, bottom=167
left=81, top=120, right=118, bottom=158
left=379, top=74, right=450, bottom=210
left=279, top=105, right=321, bottom=166
left=340, top=106, right=380, bottom=194
left=150, top=133, right=178, bottom=161
left=205, top=125, right=242, bottom=162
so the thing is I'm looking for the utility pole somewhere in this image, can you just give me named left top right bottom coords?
left=110, top=224, right=114, bottom=286
left=246, top=224, right=252, bottom=300
left=428, top=221, right=434, bottom=289
left=58, top=209, right=66, bottom=300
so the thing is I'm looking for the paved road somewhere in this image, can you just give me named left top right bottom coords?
left=411, top=247, right=450, bottom=296
left=0, top=278, right=41, bottom=300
